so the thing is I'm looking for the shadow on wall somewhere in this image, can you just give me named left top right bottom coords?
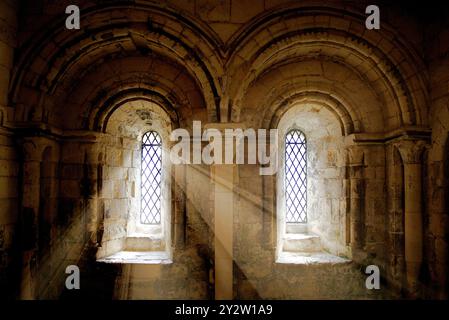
left=0, top=153, right=21, bottom=300
left=58, top=154, right=122, bottom=300
left=1, top=138, right=27, bottom=300
left=17, top=149, right=122, bottom=300
left=444, top=136, right=449, bottom=297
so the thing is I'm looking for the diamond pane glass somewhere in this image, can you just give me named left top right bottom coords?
left=141, top=131, right=162, bottom=224
left=285, top=130, right=307, bottom=223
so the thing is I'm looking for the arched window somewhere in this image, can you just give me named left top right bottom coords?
left=141, top=131, right=162, bottom=225
left=285, top=129, right=307, bottom=224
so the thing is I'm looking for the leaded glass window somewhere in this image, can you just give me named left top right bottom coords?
left=141, top=131, right=162, bottom=224
left=285, top=129, right=307, bottom=223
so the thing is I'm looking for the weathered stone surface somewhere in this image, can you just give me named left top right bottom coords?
left=0, top=0, right=448, bottom=301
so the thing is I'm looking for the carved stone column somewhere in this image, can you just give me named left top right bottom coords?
left=347, top=145, right=365, bottom=254
left=395, top=139, right=427, bottom=295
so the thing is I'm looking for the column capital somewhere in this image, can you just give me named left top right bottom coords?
left=394, top=139, right=428, bottom=164
left=21, top=137, right=45, bottom=161
left=21, top=136, right=59, bottom=162
left=346, top=144, right=365, bottom=166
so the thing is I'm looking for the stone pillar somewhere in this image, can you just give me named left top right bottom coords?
left=395, top=139, right=427, bottom=295
left=347, top=145, right=365, bottom=253
left=20, top=139, right=42, bottom=299
left=19, top=137, right=61, bottom=299
left=386, top=144, right=406, bottom=295
left=204, top=123, right=237, bottom=300
left=213, top=164, right=235, bottom=300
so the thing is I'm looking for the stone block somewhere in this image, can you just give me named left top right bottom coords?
left=100, top=179, right=114, bottom=198
left=59, top=180, right=80, bottom=198
left=104, top=199, right=128, bottom=220
left=106, top=148, right=123, bottom=167
left=238, top=199, right=262, bottom=225
left=0, top=199, right=17, bottom=224
left=0, top=177, right=17, bottom=198
left=113, top=180, right=127, bottom=199
left=104, top=166, right=127, bottom=180
left=0, top=145, right=16, bottom=160
left=61, top=164, right=83, bottom=179
left=197, top=0, right=230, bottom=22
left=61, top=143, right=84, bottom=164
left=230, top=0, right=264, bottom=23
left=122, top=149, right=133, bottom=168
left=0, top=159, right=18, bottom=177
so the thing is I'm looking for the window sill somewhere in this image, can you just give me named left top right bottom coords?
left=276, top=251, right=350, bottom=265
left=277, top=231, right=350, bottom=265
left=97, top=251, right=172, bottom=264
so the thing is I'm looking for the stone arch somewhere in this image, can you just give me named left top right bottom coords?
left=53, top=55, right=205, bottom=131
left=227, top=6, right=428, bottom=129
left=262, top=89, right=359, bottom=135
left=91, top=88, right=180, bottom=133
left=235, top=55, right=389, bottom=133
left=10, top=3, right=223, bottom=123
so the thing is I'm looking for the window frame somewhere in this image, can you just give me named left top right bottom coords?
left=284, top=129, right=308, bottom=225
left=140, top=130, right=163, bottom=226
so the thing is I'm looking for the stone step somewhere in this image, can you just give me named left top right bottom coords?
left=125, top=236, right=165, bottom=251
left=282, top=233, right=322, bottom=252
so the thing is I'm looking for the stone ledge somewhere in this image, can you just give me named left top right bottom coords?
left=283, top=233, right=320, bottom=240
left=276, top=252, right=351, bottom=265
left=97, top=251, right=172, bottom=265
left=282, top=233, right=322, bottom=252
left=125, top=236, right=165, bottom=251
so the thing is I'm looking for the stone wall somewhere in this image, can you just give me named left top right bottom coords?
left=96, top=136, right=135, bottom=258
left=0, top=0, right=18, bottom=299
left=0, top=0, right=448, bottom=300
left=362, top=145, right=387, bottom=267
left=232, top=146, right=389, bottom=300
left=426, top=12, right=449, bottom=299
left=114, top=163, right=214, bottom=300
left=0, top=130, right=19, bottom=298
